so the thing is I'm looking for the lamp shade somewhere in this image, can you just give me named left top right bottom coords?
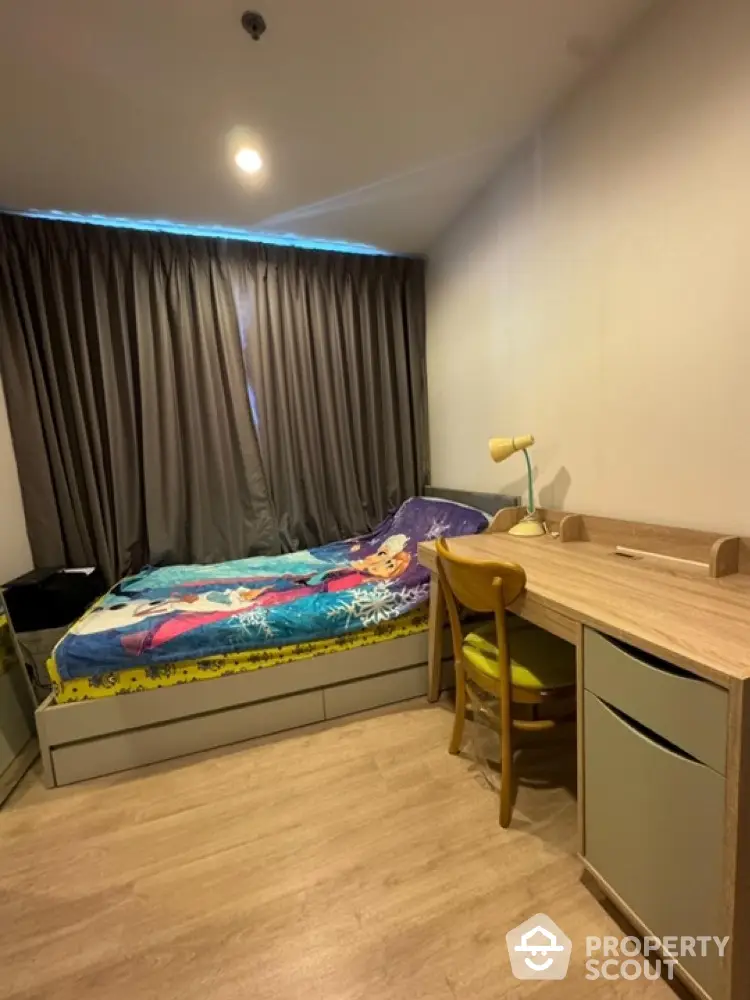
left=489, top=434, right=535, bottom=464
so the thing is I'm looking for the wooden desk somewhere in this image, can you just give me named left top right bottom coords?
left=419, top=531, right=750, bottom=687
left=418, top=510, right=750, bottom=1000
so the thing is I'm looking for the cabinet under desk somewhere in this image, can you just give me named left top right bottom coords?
left=418, top=508, right=750, bottom=1000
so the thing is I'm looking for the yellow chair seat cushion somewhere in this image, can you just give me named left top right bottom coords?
left=462, top=622, right=575, bottom=690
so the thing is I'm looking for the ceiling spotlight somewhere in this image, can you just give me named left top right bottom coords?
left=235, top=148, right=263, bottom=174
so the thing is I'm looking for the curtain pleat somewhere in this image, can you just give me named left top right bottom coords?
left=243, top=247, right=428, bottom=550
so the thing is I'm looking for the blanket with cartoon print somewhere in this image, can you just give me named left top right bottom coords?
left=53, top=497, right=490, bottom=680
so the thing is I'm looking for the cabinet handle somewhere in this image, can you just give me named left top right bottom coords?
left=603, top=633, right=695, bottom=680
left=597, top=697, right=702, bottom=765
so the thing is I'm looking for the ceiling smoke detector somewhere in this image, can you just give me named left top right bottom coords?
left=241, top=11, right=267, bottom=41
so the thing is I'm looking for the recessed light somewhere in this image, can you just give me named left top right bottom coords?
left=235, top=147, right=263, bottom=174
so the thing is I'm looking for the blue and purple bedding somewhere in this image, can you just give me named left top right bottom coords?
left=53, top=496, right=490, bottom=681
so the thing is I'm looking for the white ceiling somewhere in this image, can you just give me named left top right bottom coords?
left=0, top=0, right=655, bottom=254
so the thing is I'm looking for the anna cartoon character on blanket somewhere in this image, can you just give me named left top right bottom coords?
left=71, top=534, right=411, bottom=657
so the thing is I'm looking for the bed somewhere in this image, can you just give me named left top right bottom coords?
left=36, top=493, right=514, bottom=787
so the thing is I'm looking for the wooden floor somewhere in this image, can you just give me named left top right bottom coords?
left=0, top=699, right=682, bottom=1000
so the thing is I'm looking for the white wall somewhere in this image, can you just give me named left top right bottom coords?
left=0, top=378, right=32, bottom=582
left=427, top=0, right=750, bottom=534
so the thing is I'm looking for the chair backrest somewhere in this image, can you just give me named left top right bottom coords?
left=435, top=537, right=526, bottom=613
left=435, top=537, right=527, bottom=670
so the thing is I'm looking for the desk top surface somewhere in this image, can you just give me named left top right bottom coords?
left=418, top=532, right=750, bottom=685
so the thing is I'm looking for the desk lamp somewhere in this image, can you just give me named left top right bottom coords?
left=489, top=434, right=545, bottom=537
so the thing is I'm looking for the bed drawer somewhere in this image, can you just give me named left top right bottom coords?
left=584, top=691, right=726, bottom=999
left=583, top=628, right=727, bottom=774
left=323, top=664, right=427, bottom=720
left=50, top=690, right=325, bottom=785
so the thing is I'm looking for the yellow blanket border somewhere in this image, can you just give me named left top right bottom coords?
left=49, top=607, right=430, bottom=704
left=0, top=614, right=15, bottom=680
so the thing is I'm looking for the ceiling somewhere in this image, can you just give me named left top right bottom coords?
left=0, top=0, right=655, bottom=254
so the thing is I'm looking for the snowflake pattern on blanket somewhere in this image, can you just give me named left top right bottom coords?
left=53, top=496, right=490, bottom=680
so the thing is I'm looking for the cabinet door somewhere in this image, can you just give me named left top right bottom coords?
left=0, top=661, right=35, bottom=778
left=584, top=691, right=726, bottom=998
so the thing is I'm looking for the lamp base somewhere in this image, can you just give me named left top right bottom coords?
left=509, top=513, right=546, bottom=538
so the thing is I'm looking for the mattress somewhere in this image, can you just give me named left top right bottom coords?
left=50, top=496, right=490, bottom=702
left=49, top=606, right=429, bottom=703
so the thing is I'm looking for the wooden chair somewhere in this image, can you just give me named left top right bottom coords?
left=435, top=537, right=576, bottom=828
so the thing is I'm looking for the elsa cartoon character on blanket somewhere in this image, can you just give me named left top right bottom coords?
left=71, top=534, right=412, bottom=657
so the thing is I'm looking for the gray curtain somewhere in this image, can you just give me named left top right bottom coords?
left=241, top=247, right=428, bottom=549
left=0, top=215, right=277, bottom=581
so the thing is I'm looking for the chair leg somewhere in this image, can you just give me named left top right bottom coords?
left=449, top=662, right=467, bottom=755
left=499, top=693, right=514, bottom=828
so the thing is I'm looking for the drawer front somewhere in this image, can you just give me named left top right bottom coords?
left=584, top=691, right=726, bottom=998
left=323, top=665, right=427, bottom=720
left=584, top=628, right=728, bottom=774
left=51, top=690, right=325, bottom=786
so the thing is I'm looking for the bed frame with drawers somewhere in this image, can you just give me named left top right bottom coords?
left=32, top=489, right=518, bottom=790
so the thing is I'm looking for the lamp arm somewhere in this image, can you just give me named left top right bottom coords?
left=522, top=448, right=535, bottom=514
